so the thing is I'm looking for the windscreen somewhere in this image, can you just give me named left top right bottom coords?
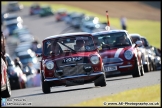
left=43, top=36, right=96, bottom=56
left=93, top=32, right=131, bottom=48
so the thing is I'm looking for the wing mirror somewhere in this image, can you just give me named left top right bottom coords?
left=135, top=40, right=143, bottom=47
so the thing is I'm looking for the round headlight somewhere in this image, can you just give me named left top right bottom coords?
left=45, top=61, right=54, bottom=70
left=90, top=55, right=99, bottom=64
left=124, top=50, right=133, bottom=60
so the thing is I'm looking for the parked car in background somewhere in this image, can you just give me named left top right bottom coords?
left=140, top=36, right=156, bottom=71
left=5, top=53, right=27, bottom=90
left=92, top=22, right=107, bottom=32
left=30, top=40, right=42, bottom=55
left=12, top=26, right=34, bottom=43
left=81, top=22, right=107, bottom=33
left=37, top=32, right=107, bottom=93
left=129, top=34, right=151, bottom=72
left=1, top=13, right=5, bottom=25
left=6, top=1, right=23, bottom=12
left=3, top=13, right=23, bottom=24
left=64, top=12, right=76, bottom=24
left=1, top=57, right=11, bottom=98
left=34, top=44, right=42, bottom=55
left=29, top=3, right=41, bottom=15
left=153, top=47, right=161, bottom=57
left=12, top=26, right=30, bottom=37
left=17, top=33, right=34, bottom=43
left=17, top=50, right=39, bottom=70
left=15, top=42, right=33, bottom=56
left=39, top=6, right=54, bottom=17
left=70, top=13, right=85, bottom=28
left=4, top=20, right=23, bottom=35
left=81, top=16, right=97, bottom=24
left=150, top=46, right=161, bottom=70
left=80, top=16, right=101, bottom=33
left=55, top=9, right=67, bottom=21
left=22, top=63, right=37, bottom=76
left=92, top=30, right=145, bottom=78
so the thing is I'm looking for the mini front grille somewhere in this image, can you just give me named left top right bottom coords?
left=55, top=57, right=92, bottom=77
left=62, top=64, right=86, bottom=76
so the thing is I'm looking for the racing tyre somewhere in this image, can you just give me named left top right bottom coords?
left=94, top=73, right=106, bottom=87
left=2, top=74, right=11, bottom=98
left=10, top=77, right=21, bottom=90
left=143, top=64, right=150, bottom=72
left=132, top=58, right=141, bottom=78
left=150, top=61, right=154, bottom=71
left=148, top=58, right=154, bottom=71
left=41, top=73, right=51, bottom=94
left=140, top=64, right=144, bottom=76
left=152, top=61, right=156, bottom=71
left=140, top=59, right=144, bottom=76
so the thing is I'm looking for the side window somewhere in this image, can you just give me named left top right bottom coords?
left=44, top=40, right=52, bottom=55
left=51, top=42, right=63, bottom=55
left=97, top=37, right=103, bottom=46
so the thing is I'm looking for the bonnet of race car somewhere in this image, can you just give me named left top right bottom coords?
left=100, top=46, right=133, bottom=62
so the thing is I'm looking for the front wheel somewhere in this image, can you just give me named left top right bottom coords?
left=2, top=74, right=11, bottom=98
left=140, top=64, right=144, bottom=76
left=149, top=61, right=154, bottom=71
left=132, top=58, right=141, bottom=78
left=41, top=73, right=51, bottom=94
left=94, top=73, right=106, bottom=87
left=143, top=63, right=150, bottom=72
left=152, top=61, right=156, bottom=71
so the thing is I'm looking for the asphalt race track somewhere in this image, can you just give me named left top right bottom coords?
left=1, top=5, right=161, bottom=106
left=7, top=72, right=161, bottom=106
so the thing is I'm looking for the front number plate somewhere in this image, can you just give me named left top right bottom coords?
left=104, top=66, right=117, bottom=72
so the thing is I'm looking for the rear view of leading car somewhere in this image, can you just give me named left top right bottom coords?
left=37, top=32, right=107, bottom=94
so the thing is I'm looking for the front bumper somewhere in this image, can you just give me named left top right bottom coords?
left=43, top=72, right=104, bottom=86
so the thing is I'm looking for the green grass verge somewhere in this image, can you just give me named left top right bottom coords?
left=69, top=84, right=160, bottom=106
left=2, top=2, right=160, bottom=48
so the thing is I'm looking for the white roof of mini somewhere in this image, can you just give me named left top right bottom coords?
left=43, top=32, right=91, bottom=41
left=92, top=29, right=128, bottom=36
left=129, top=33, right=141, bottom=36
